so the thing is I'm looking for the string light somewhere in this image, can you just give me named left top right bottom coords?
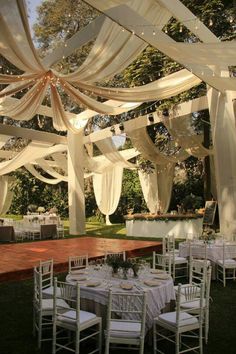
left=152, top=30, right=156, bottom=35
left=209, top=18, right=213, bottom=26
left=179, top=25, right=183, bottom=33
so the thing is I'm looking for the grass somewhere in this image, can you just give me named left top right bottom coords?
left=1, top=272, right=236, bottom=353
left=1, top=219, right=236, bottom=352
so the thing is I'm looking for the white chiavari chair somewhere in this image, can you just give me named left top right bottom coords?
left=68, top=255, right=89, bottom=274
left=153, top=282, right=204, bottom=354
left=33, top=267, right=69, bottom=349
left=105, top=289, right=147, bottom=354
left=216, top=242, right=236, bottom=287
left=52, top=278, right=102, bottom=354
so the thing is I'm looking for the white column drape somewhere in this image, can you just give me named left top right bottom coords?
left=207, top=89, right=236, bottom=239
left=0, top=176, right=14, bottom=215
left=93, top=166, right=123, bottom=224
left=138, top=163, right=175, bottom=214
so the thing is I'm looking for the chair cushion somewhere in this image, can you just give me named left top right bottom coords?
left=109, top=320, right=141, bottom=338
left=42, top=286, right=61, bottom=297
left=181, top=298, right=206, bottom=309
left=217, top=259, right=236, bottom=267
left=57, top=309, right=97, bottom=325
left=42, top=298, right=69, bottom=311
left=174, top=257, right=188, bottom=264
left=157, top=311, right=198, bottom=327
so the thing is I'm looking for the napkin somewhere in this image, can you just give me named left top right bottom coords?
left=71, top=270, right=88, bottom=275
left=86, top=280, right=101, bottom=287
left=143, top=280, right=162, bottom=287
left=120, top=282, right=133, bottom=290
left=150, top=269, right=166, bottom=274
left=70, top=275, right=87, bottom=281
left=153, top=274, right=169, bottom=280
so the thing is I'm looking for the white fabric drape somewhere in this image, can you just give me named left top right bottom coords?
left=35, top=158, right=68, bottom=182
left=138, top=163, right=175, bottom=213
left=0, top=135, right=11, bottom=148
left=62, top=0, right=171, bottom=83
left=0, top=0, right=46, bottom=72
left=164, top=115, right=213, bottom=158
left=93, top=165, right=123, bottom=223
left=207, top=89, right=236, bottom=239
left=25, top=164, right=62, bottom=185
left=95, top=138, right=136, bottom=169
left=0, top=176, right=14, bottom=215
left=83, top=148, right=139, bottom=174
left=129, top=127, right=189, bottom=165
left=0, top=142, right=67, bottom=176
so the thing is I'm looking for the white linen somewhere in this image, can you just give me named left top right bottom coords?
left=0, top=175, right=14, bottom=215
left=179, top=242, right=236, bottom=263
left=66, top=267, right=175, bottom=330
left=0, top=142, right=67, bottom=176
left=138, top=164, right=175, bottom=213
left=93, top=166, right=123, bottom=219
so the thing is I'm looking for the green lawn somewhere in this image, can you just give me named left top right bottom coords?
left=1, top=218, right=236, bottom=353
left=0, top=274, right=236, bottom=353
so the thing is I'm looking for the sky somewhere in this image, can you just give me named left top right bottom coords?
left=27, top=0, right=43, bottom=34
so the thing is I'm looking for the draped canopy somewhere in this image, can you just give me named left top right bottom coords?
left=0, top=0, right=235, bottom=236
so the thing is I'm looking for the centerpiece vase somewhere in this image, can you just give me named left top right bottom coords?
left=123, top=268, right=128, bottom=279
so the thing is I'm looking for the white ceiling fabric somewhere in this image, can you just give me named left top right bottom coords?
left=0, top=135, right=11, bottom=149
left=24, top=164, right=63, bottom=185
left=0, top=142, right=67, bottom=176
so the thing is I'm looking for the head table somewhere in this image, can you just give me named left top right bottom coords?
left=66, top=265, right=175, bottom=331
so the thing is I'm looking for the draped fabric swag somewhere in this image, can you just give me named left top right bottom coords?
left=0, top=176, right=14, bottom=215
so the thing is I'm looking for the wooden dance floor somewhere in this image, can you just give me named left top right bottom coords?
left=0, top=236, right=161, bottom=282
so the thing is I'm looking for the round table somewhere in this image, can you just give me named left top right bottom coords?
left=66, top=266, right=175, bottom=331
left=179, top=241, right=236, bottom=279
left=179, top=241, right=236, bottom=263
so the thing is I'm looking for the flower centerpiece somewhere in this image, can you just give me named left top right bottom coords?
left=120, top=259, right=133, bottom=279
left=200, top=228, right=216, bottom=243
left=106, top=255, right=123, bottom=275
left=37, top=206, right=45, bottom=214
left=130, top=258, right=141, bottom=277
left=105, top=256, right=140, bottom=279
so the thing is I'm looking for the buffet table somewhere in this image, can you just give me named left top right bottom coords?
left=66, top=266, right=175, bottom=330
left=125, top=214, right=203, bottom=238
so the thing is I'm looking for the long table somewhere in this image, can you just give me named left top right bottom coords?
left=125, top=214, right=203, bottom=238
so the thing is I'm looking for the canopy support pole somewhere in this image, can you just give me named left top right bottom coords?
left=207, top=88, right=236, bottom=240
left=67, top=130, right=85, bottom=235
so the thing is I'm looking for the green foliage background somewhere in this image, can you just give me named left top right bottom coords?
left=2, top=0, right=235, bottom=220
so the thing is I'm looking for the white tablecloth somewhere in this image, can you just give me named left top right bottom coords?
left=23, top=214, right=59, bottom=224
left=66, top=267, right=175, bottom=330
left=179, top=241, right=236, bottom=262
